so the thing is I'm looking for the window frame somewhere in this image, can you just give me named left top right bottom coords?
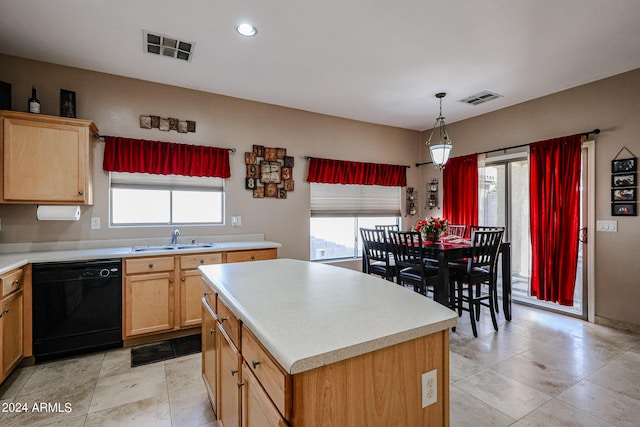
left=109, top=172, right=225, bottom=227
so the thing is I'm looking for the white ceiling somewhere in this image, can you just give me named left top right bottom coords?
left=1, top=0, right=640, bottom=131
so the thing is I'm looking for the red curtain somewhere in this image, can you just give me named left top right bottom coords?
left=307, top=157, right=407, bottom=187
left=529, top=134, right=582, bottom=306
left=442, top=154, right=478, bottom=226
left=103, top=136, right=231, bottom=178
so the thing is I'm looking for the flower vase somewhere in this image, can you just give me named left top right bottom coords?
left=425, top=230, right=442, bottom=243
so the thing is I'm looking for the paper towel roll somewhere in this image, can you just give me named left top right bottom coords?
left=36, top=205, right=81, bottom=221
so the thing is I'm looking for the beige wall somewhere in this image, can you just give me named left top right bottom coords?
left=2, top=54, right=639, bottom=330
left=419, top=68, right=640, bottom=331
left=0, top=54, right=422, bottom=260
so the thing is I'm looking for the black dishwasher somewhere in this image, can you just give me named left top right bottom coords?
left=32, top=259, right=123, bottom=361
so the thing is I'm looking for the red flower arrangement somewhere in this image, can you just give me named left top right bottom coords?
left=415, top=216, right=449, bottom=239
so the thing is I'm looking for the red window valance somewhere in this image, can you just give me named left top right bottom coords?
left=307, top=157, right=407, bottom=187
left=103, top=136, right=231, bottom=178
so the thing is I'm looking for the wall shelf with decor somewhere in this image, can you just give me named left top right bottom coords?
left=611, top=147, right=637, bottom=216
left=427, top=178, right=438, bottom=209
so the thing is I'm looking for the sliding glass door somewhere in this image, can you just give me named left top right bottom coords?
left=479, top=153, right=586, bottom=317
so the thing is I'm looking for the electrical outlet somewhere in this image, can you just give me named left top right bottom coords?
left=231, top=216, right=242, bottom=227
left=91, top=217, right=101, bottom=229
left=421, top=369, right=437, bottom=408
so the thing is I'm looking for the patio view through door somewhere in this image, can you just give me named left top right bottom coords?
left=478, top=147, right=590, bottom=318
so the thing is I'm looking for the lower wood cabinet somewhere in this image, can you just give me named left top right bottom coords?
left=0, top=267, right=24, bottom=383
left=219, top=327, right=241, bottom=427
left=202, top=293, right=288, bottom=427
left=242, top=362, right=287, bottom=427
left=202, top=302, right=218, bottom=415
left=124, top=248, right=276, bottom=340
left=124, top=257, right=175, bottom=337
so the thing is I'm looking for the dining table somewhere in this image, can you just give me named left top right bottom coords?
left=422, top=240, right=512, bottom=321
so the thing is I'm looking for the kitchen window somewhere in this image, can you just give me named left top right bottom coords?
left=110, top=172, right=224, bottom=226
left=310, top=183, right=401, bottom=260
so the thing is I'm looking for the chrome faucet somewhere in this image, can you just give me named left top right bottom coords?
left=171, top=228, right=180, bottom=245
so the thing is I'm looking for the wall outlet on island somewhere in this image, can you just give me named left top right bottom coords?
left=91, top=217, right=101, bottom=229
left=421, top=369, right=437, bottom=408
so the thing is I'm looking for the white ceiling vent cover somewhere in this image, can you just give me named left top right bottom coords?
left=459, top=91, right=503, bottom=106
left=143, top=30, right=195, bottom=62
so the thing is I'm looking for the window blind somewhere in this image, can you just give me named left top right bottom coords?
left=310, top=183, right=401, bottom=217
left=110, top=172, right=224, bottom=191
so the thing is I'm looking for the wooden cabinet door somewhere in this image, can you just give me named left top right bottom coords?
left=242, top=364, right=287, bottom=427
left=1, top=289, right=23, bottom=381
left=180, top=270, right=205, bottom=327
left=219, top=330, right=241, bottom=427
left=124, top=272, right=174, bottom=337
left=202, top=301, right=218, bottom=415
left=2, top=116, right=92, bottom=203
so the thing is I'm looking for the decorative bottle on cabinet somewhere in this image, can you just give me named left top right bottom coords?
left=28, top=86, right=40, bottom=114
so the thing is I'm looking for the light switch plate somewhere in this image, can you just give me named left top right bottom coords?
left=231, top=216, right=242, bottom=227
left=596, top=220, right=617, bottom=232
left=91, top=217, right=101, bottom=229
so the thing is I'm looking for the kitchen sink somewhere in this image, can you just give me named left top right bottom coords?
left=131, top=243, right=216, bottom=252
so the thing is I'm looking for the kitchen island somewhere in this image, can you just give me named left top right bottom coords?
left=200, top=258, right=457, bottom=426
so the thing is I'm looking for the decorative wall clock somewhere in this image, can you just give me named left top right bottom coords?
left=245, top=145, right=294, bottom=199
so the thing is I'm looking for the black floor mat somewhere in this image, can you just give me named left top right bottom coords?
left=131, top=334, right=201, bottom=367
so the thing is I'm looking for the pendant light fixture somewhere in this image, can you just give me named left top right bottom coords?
left=425, top=92, right=453, bottom=169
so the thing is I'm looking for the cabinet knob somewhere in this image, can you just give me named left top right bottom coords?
left=3, top=308, right=8, bottom=314
left=14, top=279, right=20, bottom=285
left=181, top=277, right=186, bottom=282
left=78, top=191, right=84, bottom=195
left=251, top=360, right=261, bottom=369
left=220, top=317, right=228, bottom=323
left=209, top=328, right=215, bottom=335
left=231, top=369, right=238, bottom=376
left=148, top=263, right=154, bottom=268
left=237, top=382, right=245, bottom=389
left=200, top=259, right=205, bottom=264
left=203, top=291, right=211, bottom=296
left=169, top=278, right=174, bottom=283
left=251, top=256, right=255, bottom=260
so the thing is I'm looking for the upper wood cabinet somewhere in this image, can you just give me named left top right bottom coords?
left=0, top=110, right=97, bottom=205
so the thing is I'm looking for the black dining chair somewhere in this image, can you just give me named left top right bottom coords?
left=449, top=229, right=504, bottom=337
left=469, top=225, right=505, bottom=310
left=388, top=230, right=439, bottom=297
left=375, top=224, right=399, bottom=239
left=360, top=228, right=397, bottom=282
left=444, top=224, right=467, bottom=239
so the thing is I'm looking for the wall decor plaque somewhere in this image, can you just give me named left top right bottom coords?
left=611, top=148, right=637, bottom=216
left=246, top=144, right=294, bottom=199
left=140, top=115, right=196, bottom=133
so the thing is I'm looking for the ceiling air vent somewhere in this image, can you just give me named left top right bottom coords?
left=143, top=30, right=195, bottom=62
left=459, top=91, right=503, bottom=106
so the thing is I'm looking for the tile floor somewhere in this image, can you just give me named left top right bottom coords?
left=1, top=303, right=639, bottom=426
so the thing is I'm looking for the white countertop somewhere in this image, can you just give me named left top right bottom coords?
left=199, top=258, right=457, bottom=375
left=0, top=240, right=281, bottom=275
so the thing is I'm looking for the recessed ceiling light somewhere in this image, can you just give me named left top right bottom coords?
left=236, top=23, right=257, bottom=37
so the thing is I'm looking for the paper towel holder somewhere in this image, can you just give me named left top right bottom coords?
left=36, top=205, right=82, bottom=221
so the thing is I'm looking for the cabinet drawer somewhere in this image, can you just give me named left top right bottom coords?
left=217, top=298, right=240, bottom=349
left=225, top=248, right=277, bottom=263
left=242, top=326, right=291, bottom=418
left=1, top=268, right=23, bottom=297
left=202, top=282, right=216, bottom=314
left=179, top=252, right=223, bottom=270
left=242, top=362, right=288, bottom=426
left=125, top=256, right=175, bottom=274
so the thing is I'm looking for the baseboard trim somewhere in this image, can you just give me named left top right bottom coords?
left=595, top=315, right=640, bottom=335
